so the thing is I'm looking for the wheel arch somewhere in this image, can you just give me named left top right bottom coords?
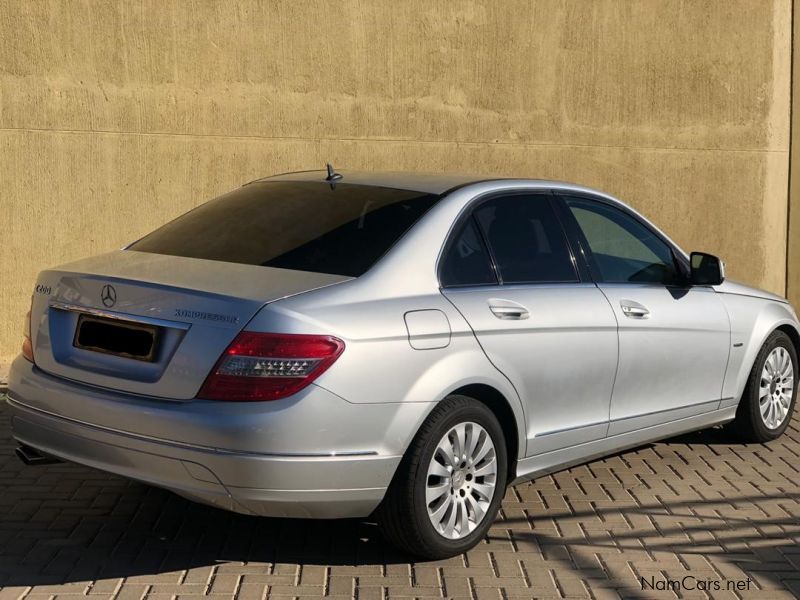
left=379, top=380, right=525, bottom=517
left=726, top=319, right=800, bottom=442
left=384, top=377, right=526, bottom=492
left=448, top=383, right=521, bottom=482
left=775, top=323, right=800, bottom=354
left=729, top=303, right=800, bottom=402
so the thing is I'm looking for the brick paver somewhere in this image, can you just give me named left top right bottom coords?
left=1, top=397, right=798, bottom=599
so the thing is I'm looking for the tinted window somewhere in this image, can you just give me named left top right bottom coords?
left=473, top=195, right=578, bottom=284
left=564, top=197, right=679, bottom=285
left=130, top=182, right=439, bottom=277
left=440, top=218, right=497, bottom=287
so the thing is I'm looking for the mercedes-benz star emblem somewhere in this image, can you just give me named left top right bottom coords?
left=100, top=284, right=117, bottom=308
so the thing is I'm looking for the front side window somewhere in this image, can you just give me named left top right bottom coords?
left=563, top=197, right=679, bottom=285
left=473, top=195, right=578, bottom=284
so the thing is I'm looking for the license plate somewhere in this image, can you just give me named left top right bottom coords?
left=73, top=314, right=160, bottom=362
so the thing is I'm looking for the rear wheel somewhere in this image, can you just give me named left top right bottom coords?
left=730, top=330, right=797, bottom=442
left=378, top=395, right=508, bottom=559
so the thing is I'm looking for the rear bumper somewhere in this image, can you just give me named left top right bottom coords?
left=6, top=358, right=431, bottom=518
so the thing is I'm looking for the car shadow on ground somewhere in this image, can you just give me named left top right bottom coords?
left=0, top=457, right=409, bottom=580
left=0, top=402, right=798, bottom=597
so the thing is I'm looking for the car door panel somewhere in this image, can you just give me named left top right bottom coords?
left=444, top=284, right=618, bottom=455
left=557, top=194, right=732, bottom=433
left=438, top=192, right=619, bottom=457
left=599, top=283, right=730, bottom=435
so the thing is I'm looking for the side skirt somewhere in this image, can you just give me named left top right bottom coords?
left=511, top=406, right=737, bottom=486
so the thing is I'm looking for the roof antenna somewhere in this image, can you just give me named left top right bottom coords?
left=325, top=163, right=343, bottom=189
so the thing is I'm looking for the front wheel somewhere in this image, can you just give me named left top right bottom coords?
left=730, top=330, right=797, bottom=443
left=378, top=395, right=508, bottom=559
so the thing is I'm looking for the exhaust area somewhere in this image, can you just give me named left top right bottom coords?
left=15, top=444, right=62, bottom=466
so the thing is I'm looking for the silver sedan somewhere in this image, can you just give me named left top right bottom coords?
left=7, top=168, right=799, bottom=558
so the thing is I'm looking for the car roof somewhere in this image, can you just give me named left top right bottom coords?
left=253, top=169, right=604, bottom=196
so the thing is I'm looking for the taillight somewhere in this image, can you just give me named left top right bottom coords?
left=198, top=332, right=345, bottom=401
left=21, top=300, right=34, bottom=362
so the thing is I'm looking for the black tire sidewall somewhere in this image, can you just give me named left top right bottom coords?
left=410, top=398, right=508, bottom=556
left=744, top=331, right=798, bottom=441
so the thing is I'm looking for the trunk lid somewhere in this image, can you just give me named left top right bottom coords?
left=30, top=250, right=350, bottom=399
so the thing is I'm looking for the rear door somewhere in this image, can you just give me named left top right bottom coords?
left=555, top=194, right=730, bottom=435
left=440, top=192, right=618, bottom=456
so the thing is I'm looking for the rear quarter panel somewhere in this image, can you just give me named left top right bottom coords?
left=245, top=279, right=528, bottom=459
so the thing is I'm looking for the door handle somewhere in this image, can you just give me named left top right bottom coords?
left=488, top=299, right=530, bottom=320
left=620, top=300, right=650, bottom=319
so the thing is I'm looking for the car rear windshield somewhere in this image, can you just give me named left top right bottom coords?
left=129, top=182, right=440, bottom=277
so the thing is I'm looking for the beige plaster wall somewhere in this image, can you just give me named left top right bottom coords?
left=0, top=0, right=792, bottom=362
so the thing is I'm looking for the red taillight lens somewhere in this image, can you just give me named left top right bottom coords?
left=198, top=332, right=345, bottom=401
left=21, top=304, right=34, bottom=362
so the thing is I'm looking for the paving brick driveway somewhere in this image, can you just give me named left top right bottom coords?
left=1, top=396, right=799, bottom=600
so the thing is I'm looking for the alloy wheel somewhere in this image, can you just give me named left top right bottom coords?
left=425, top=421, right=498, bottom=540
left=759, top=346, right=794, bottom=429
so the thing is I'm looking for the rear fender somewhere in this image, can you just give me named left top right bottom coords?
left=388, top=350, right=527, bottom=461
left=249, top=291, right=527, bottom=460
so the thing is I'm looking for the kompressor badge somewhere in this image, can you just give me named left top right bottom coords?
left=174, top=308, right=239, bottom=324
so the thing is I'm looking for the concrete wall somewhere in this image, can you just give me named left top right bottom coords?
left=789, top=0, right=800, bottom=305
left=0, top=0, right=793, bottom=363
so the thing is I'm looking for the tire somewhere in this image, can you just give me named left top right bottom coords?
left=729, top=330, right=797, bottom=443
left=378, top=395, right=508, bottom=559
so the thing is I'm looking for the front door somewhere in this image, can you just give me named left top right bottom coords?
left=439, top=192, right=618, bottom=455
left=557, top=195, right=731, bottom=435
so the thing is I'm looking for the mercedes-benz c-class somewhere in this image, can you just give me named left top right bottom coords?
left=8, top=168, right=798, bottom=558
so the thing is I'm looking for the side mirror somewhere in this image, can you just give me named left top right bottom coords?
left=690, top=252, right=725, bottom=286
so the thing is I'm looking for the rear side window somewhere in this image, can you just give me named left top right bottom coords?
left=474, top=195, right=578, bottom=284
left=440, top=218, right=497, bottom=287
left=130, top=182, right=439, bottom=277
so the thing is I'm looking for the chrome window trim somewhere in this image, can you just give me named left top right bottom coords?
left=442, top=282, right=599, bottom=293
